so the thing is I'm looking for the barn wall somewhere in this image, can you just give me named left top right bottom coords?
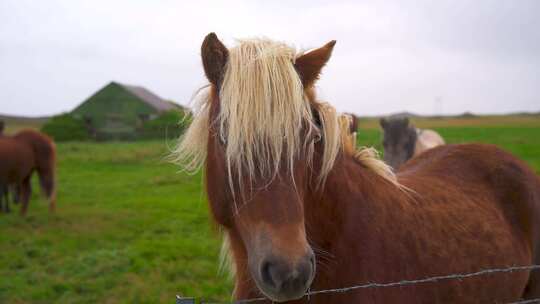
left=72, top=83, right=157, bottom=138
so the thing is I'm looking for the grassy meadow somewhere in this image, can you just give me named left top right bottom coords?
left=0, top=115, right=49, bottom=134
left=0, top=114, right=539, bottom=303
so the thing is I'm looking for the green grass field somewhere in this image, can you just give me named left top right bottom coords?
left=1, top=116, right=539, bottom=303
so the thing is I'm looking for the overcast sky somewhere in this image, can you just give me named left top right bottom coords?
left=1, top=0, right=539, bottom=117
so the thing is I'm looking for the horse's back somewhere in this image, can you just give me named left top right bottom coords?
left=401, top=143, right=537, bottom=185
left=400, top=144, right=540, bottom=293
left=400, top=144, right=540, bottom=219
left=14, top=129, right=56, bottom=169
left=14, top=129, right=55, bottom=154
left=397, top=143, right=540, bottom=299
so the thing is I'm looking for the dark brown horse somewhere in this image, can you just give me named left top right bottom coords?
left=0, top=129, right=56, bottom=215
left=175, top=33, right=540, bottom=303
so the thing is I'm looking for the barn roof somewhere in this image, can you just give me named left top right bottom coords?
left=115, top=82, right=177, bottom=112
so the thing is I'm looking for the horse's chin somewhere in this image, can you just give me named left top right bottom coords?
left=254, top=279, right=308, bottom=303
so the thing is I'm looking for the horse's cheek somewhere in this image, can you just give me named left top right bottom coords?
left=204, top=171, right=228, bottom=226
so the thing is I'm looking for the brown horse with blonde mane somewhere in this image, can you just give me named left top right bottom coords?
left=174, top=33, right=540, bottom=303
left=0, top=129, right=56, bottom=215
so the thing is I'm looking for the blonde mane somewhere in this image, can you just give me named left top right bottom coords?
left=173, top=38, right=398, bottom=190
left=337, top=114, right=399, bottom=186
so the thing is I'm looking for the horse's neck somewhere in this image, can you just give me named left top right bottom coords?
left=306, top=154, right=409, bottom=261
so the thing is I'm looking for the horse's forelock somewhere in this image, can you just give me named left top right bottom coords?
left=174, top=38, right=400, bottom=193
left=217, top=39, right=313, bottom=188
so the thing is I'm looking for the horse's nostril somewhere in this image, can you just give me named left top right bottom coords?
left=260, top=259, right=278, bottom=289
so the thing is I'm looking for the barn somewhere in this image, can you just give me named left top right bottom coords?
left=72, top=81, right=181, bottom=139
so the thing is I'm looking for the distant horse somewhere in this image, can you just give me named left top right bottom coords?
left=380, top=116, right=445, bottom=169
left=174, top=33, right=540, bottom=303
left=0, top=120, right=10, bottom=213
left=0, top=129, right=56, bottom=215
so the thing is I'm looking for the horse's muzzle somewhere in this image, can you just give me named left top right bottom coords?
left=256, top=250, right=315, bottom=302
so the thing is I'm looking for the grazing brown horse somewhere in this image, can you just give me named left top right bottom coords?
left=174, top=33, right=540, bottom=303
left=0, top=129, right=56, bottom=215
left=380, top=116, right=445, bottom=169
left=0, top=120, right=10, bottom=213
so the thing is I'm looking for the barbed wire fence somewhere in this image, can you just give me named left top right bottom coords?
left=176, top=264, right=540, bottom=304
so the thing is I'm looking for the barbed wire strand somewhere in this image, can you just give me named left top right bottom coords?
left=178, top=264, right=540, bottom=304
left=508, top=299, right=540, bottom=304
left=193, top=296, right=540, bottom=304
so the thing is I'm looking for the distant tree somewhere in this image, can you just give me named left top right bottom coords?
left=41, top=113, right=90, bottom=141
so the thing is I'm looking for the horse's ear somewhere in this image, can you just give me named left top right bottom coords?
left=380, top=118, right=388, bottom=129
left=201, top=33, right=229, bottom=87
left=295, top=40, right=336, bottom=88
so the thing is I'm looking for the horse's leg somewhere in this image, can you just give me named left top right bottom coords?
left=0, top=184, right=7, bottom=213
left=19, top=177, right=31, bottom=216
left=37, top=169, right=56, bottom=213
left=49, top=190, right=56, bottom=213
left=0, top=187, right=4, bottom=213
left=12, top=184, right=20, bottom=204
left=4, top=188, right=9, bottom=213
